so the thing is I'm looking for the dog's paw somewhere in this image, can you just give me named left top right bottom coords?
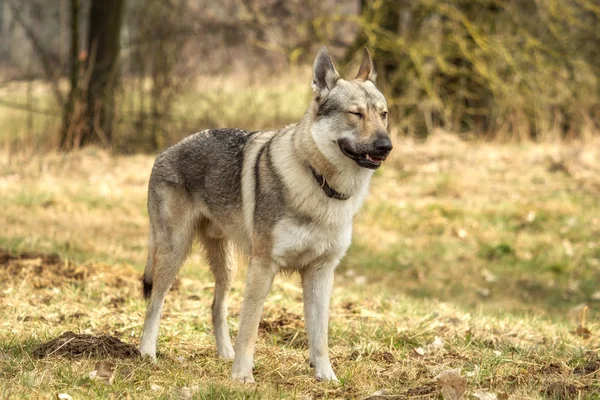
left=139, top=349, right=157, bottom=362
left=315, top=367, right=338, bottom=383
left=232, top=355, right=255, bottom=383
left=231, top=372, right=255, bottom=384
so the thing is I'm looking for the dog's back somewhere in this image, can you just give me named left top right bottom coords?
left=150, top=128, right=254, bottom=209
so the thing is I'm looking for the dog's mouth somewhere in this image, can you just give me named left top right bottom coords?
left=338, top=141, right=388, bottom=169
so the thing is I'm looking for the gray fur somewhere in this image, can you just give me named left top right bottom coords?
left=151, top=128, right=254, bottom=213
left=139, top=47, right=392, bottom=383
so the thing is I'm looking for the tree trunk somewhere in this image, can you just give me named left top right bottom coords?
left=60, top=0, right=79, bottom=149
left=0, top=0, right=4, bottom=37
left=0, top=0, right=5, bottom=61
left=81, top=0, right=125, bottom=148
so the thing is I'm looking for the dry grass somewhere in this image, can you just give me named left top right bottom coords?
left=0, top=72, right=312, bottom=153
left=1, top=134, right=600, bottom=398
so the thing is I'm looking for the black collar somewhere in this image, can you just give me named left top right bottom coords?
left=309, top=166, right=350, bottom=201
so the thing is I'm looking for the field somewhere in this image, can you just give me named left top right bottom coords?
left=1, top=132, right=599, bottom=399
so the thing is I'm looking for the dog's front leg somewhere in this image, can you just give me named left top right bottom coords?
left=231, top=258, right=277, bottom=383
left=301, top=263, right=338, bottom=382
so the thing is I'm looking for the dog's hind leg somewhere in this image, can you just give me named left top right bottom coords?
left=140, top=189, right=195, bottom=359
left=198, top=229, right=237, bottom=359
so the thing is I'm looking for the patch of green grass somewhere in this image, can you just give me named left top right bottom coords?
left=479, top=241, right=516, bottom=261
left=0, top=190, right=55, bottom=208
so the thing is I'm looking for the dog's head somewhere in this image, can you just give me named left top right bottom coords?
left=310, top=46, right=391, bottom=170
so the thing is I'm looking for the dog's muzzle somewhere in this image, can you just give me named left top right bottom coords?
left=338, top=136, right=393, bottom=169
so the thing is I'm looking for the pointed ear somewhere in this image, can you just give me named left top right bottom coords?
left=356, top=47, right=377, bottom=83
left=312, top=46, right=340, bottom=99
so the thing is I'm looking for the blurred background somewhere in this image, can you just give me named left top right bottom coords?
left=0, top=0, right=598, bottom=152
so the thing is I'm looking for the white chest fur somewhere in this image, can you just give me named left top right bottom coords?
left=271, top=217, right=353, bottom=269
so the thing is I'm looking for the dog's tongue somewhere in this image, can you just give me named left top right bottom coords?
left=365, top=154, right=382, bottom=164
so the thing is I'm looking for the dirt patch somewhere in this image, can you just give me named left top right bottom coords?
left=542, top=362, right=564, bottom=375
left=32, top=331, right=140, bottom=359
left=573, top=351, right=600, bottom=375
left=0, top=249, right=87, bottom=288
left=372, top=351, right=395, bottom=364
left=258, top=312, right=307, bottom=348
left=258, top=312, right=303, bottom=333
left=347, top=350, right=395, bottom=364
left=0, top=248, right=140, bottom=289
left=541, top=381, right=579, bottom=399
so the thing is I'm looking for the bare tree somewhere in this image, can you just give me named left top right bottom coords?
left=77, top=0, right=125, bottom=148
left=59, top=0, right=80, bottom=149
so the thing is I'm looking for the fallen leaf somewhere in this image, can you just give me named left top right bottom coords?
left=572, top=305, right=592, bottom=338
left=466, top=365, right=480, bottom=378
left=413, top=347, right=426, bottom=356
left=562, top=239, right=574, bottom=257
left=151, top=384, right=162, bottom=391
left=90, top=361, right=115, bottom=384
left=179, top=386, right=192, bottom=400
left=574, top=325, right=592, bottom=339
left=354, top=276, right=367, bottom=285
left=481, top=269, right=497, bottom=283
left=470, top=391, right=498, bottom=400
left=435, top=368, right=467, bottom=400
left=57, top=394, right=73, bottom=400
left=428, top=336, right=445, bottom=351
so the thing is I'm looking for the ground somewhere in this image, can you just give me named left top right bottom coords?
left=1, top=133, right=600, bottom=399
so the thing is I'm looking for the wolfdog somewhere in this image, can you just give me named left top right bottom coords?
left=139, top=47, right=392, bottom=383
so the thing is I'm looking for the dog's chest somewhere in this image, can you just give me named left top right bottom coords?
left=270, top=217, right=352, bottom=268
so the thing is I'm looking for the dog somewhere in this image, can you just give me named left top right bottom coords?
left=139, top=46, right=392, bottom=383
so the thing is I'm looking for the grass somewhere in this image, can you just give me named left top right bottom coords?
left=1, top=133, right=600, bottom=398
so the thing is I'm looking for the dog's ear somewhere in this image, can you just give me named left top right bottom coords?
left=312, top=46, right=340, bottom=99
left=356, top=47, right=377, bottom=83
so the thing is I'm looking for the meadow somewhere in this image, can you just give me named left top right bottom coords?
left=1, top=77, right=600, bottom=399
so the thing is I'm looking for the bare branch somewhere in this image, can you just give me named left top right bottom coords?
left=7, top=0, right=65, bottom=107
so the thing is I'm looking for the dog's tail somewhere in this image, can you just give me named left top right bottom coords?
left=142, top=235, right=155, bottom=300
left=142, top=271, right=153, bottom=300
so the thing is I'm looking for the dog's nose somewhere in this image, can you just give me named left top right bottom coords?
left=373, top=137, right=393, bottom=155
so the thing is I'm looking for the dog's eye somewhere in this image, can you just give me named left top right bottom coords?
left=381, top=111, right=388, bottom=120
left=348, top=111, right=364, bottom=118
